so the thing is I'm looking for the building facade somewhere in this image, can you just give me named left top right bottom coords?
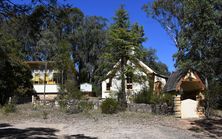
left=101, top=59, right=167, bottom=103
left=26, top=61, right=62, bottom=101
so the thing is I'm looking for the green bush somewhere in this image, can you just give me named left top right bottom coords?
left=57, top=98, right=67, bottom=112
left=3, top=103, right=16, bottom=114
left=92, top=84, right=101, bottom=97
left=66, top=105, right=81, bottom=114
left=160, top=94, right=174, bottom=106
left=134, top=88, right=152, bottom=104
left=101, top=98, right=119, bottom=114
left=57, top=79, right=82, bottom=113
left=134, top=88, right=173, bottom=106
left=59, top=79, right=82, bottom=100
left=78, top=101, right=93, bottom=112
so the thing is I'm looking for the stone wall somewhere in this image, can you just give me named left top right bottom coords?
left=128, top=103, right=173, bottom=114
left=128, top=103, right=152, bottom=113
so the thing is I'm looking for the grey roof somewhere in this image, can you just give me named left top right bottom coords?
left=163, top=70, right=186, bottom=92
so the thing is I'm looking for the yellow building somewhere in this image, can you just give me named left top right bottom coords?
left=26, top=61, right=62, bottom=101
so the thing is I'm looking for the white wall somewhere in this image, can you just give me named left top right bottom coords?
left=102, top=67, right=150, bottom=102
left=33, top=84, right=60, bottom=93
left=101, top=60, right=167, bottom=103
left=102, top=72, right=121, bottom=99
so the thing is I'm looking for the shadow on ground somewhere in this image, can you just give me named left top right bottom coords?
left=189, top=118, right=222, bottom=138
left=0, top=123, right=12, bottom=128
left=0, top=123, right=58, bottom=139
left=0, top=123, right=97, bottom=139
left=64, top=134, right=98, bottom=139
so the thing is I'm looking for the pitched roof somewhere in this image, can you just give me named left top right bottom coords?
left=104, top=58, right=167, bottom=80
left=163, top=70, right=185, bottom=92
left=163, top=69, right=205, bottom=92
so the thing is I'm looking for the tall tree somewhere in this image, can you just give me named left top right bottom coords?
left=144, top=0, right=222, bottom=110
left=0, top=30, right=33, bottom=105
left=144, top=0, right=221, bottom=80
left=72, top=16, right=107, bottom=84
left=102, top=5, right=146, bottom=108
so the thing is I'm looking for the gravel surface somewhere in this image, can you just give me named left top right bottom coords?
left=0, top=104, right=215, bottom=139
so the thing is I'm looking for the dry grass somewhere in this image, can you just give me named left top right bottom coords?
left=0, top=103, right=176, bottom=124
left=0, top=103, right=211, bottom=139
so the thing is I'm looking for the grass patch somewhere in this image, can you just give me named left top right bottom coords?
left=3, top=103, right=16, bottom=114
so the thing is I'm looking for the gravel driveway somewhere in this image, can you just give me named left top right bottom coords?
left=0, top=111, right=212, bottom=139
left=0, top=104, right=217, bottom=139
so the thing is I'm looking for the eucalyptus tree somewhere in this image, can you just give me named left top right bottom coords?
left=144, top=0, right=222, bottom=110
left=144, top=0, right=221, bottom=80
left=0, top=0, right=35, bottom=105
left=71, top=16, right=108, bottom=84
left=0, top=30, right=34, bottom=105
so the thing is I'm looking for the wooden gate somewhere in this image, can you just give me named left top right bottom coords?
left=181, top=99, right=198, bottom=119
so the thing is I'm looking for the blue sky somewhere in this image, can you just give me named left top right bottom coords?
left=14, top=0, right=177, bottom=72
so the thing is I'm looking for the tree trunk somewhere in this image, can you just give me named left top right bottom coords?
left=119, top=57, right=127, bottom=109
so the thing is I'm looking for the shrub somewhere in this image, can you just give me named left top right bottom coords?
left=66, top=105, right=81, bottom=114
left=42, top=110, right=48, bottom=119
left=62, top=80, right=82, bottom=100
left=78, top=101, right=93, bottom=113
left=58, top=80, right=82, bottom=102
left=134, top=88, right=152, bottom=104
left=160, top=94, right=174, bottom=106
left=134, top=88, right=173, bottom=106
left=92, top=84, right=101, bottom=97
left=57, top=79, right=82, bottom=113
left=3, top=103, right=16, bottom=114
left=58, top=98, right=80, bottom=114
left=57, top=98, right=67, bottom=112
left=101, top=98, right=119, bottom=114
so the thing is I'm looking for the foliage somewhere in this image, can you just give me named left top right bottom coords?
left=63, top=80, right=82, bottom=100
left=144, top=0, right=222, bottom=114
left=72, top=16, right=108, bottom=84
left=134, top=88, right=153, bottom=104
left=0, top=30, right=34, bottom=105
left=101, top=98, right=119, bottom=114
left=42, top=110, right=48, bottom=119
left=92, top=84, right=101, bottom=97
left=160, top=94, right=174, bottom=106
left=134, top=88, right=173, bottom=106
left=58, top=98, right=93, bottom=114
left=3, top=103, right=16, bottom=114
left=144, top=0, right=222, bottom=78
left=100, top=5, right=147, bottom=108
left=1, top=0, right=108, bottom=87
left=57, top=78, right=82, bottom=113
left=205, top=81, right=222, bottom=117
left=0, top=1, right=170, bottom=107
left=78, top=101, right=93, bottom=113
left=57, top=98, right=68, bottom=112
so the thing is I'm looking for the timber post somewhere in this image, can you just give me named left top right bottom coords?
left=43, top=62, right=47, bottom=105
left=9, top=97, right=12, bottom=104
left=32, top=95, right=35, bottom=105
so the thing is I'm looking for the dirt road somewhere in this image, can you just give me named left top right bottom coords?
left=0, top=103, right=218, bottom=139
left=0, top=112, right=211, bottom=139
